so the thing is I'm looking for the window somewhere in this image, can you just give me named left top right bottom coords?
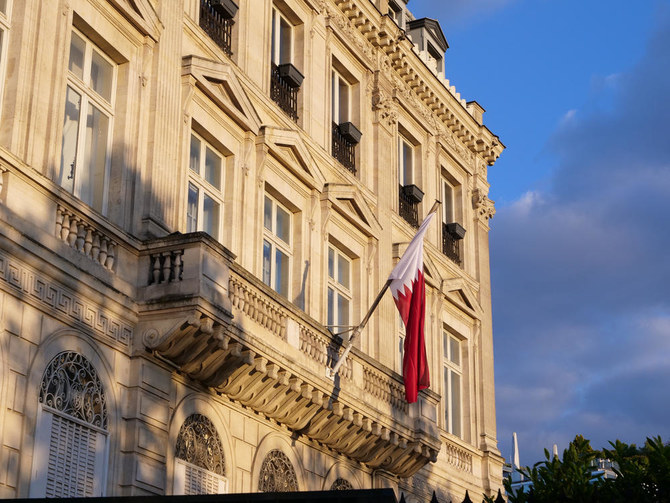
left=427, top=41, right=444, bottom=74
left=58, top=30, right=115, bottom=214
left=174, top=414, right=227, bottom=495
left=388, top=0, right=403, bottom=27
left=332, top=70, right=350, bottom=125
left=270, top=6, right=302, bottom=121
left=199, top=0, right=237, bottom=56
left=187, top=133, right=225, bottom=240
left=398, top=135, right=422, bottom=227
left=271, top=7, right=292, bottom=66
left=441, top=177, right=465, bottom=265
left=327, top=246, right=351, bottom=331
left=398, top=136, right=413, bottom=187
left=397, top=311, right=406, bottom=373
left=258, top=450, right=298, bottom=492
left=331, top=68, right=360, bottom=173
left=443, top=330, right=462, bottom=438
left=30, top=352, right=108, bottom=498
left=263, top=194, right=291, bottom=297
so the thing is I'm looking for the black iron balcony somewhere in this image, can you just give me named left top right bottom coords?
left=271, top=63, right=303, bottom=121
left=199, top=0, right=236, bottom=56
left=442, top=222, right=465, bottom=265
left=332, top=122, right=361, bottom=174
left=399, top=184, right=423, bottom=228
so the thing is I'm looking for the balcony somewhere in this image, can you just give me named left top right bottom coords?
left=442, top=222, right=465, bottom=266
left=399, top=184, right=423, bottom=228
left=271, top=63, right=303, bottom=121
left=332, top=122, right=361, bottom=174
left=138, top=232, right=441, bottom=478
left=199, top=0, right=236, bottom=57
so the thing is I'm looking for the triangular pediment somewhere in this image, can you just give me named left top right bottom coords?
left=107, top=0, right=162, bottom=41
left=322, top=184, right=381, bottom=238
left=441, top=278, right=481, bottom=315
left=183, top=56, right=261, bottom=134
left=261, top=127, right=325, bottom=191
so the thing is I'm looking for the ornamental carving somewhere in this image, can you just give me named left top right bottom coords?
left=175, top=414, right=226, bottom=476
left=258, top=450, right=298, bottom=492
left=331, top=478, right=353, bottom=490
left=472, top=189, right=496, bottom=221
left=371, top=90, right=397, bottom=127
left=39, top=351, right=107, bottom=429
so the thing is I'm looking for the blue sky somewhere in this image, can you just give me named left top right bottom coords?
left=411, top=0, right=670, bottom=464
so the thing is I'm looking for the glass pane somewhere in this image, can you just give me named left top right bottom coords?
left=327, top=287, right=334, bottom=328
left=264, top=196, right=272, bottom=231
left=187, top=183, right=198, bottom=232
left=443, top=181, right=454, bottom=223
left=279, top=17, right=291, bottom=64
left=90, top=49, right=113, bottom=102
left=328, top=248, right=334, bottom=279
left=204, top=146, right=222, bottom=189
left=450, top=336, right=460, bottom=366
left=339, top=78, right=349, bottom=123
left=444, top=367, right=450, bottom=428
left=190, top=135, right=200, bottom=173
left=275, top=204, right=290, bottom=244
left=275, top=248, right=289, bottom=297
left=203, top=194, right=220, bottom=239
left=68, top=33, right=85, bottom=80
left=262, top=240, right=272, bottom=287
left=331, top=72, right=337, bottom=123
left=81, top=103, right=109, bottom=212
left=443, top=331, right=449, bottom=360
left=337, top=253, right=349, bottom=289
left=271, top=9, right=277, bottom=64
left=338, top=294, right=349, bottom=328
left=402, top=141, right=413, bottom=185
left=451, top=372, right=461, bottom=437
left=58, top=86, right=82, bottom=194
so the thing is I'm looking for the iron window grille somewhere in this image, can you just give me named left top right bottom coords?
left=271, top=63, right=300, bottom=121
left=199, top=0, right=235, bottom=57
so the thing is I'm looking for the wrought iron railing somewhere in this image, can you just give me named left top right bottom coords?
left=271, top=63, right=299, bottom=121
left=199, top=0, right=234, bottom=56
left=399, top=185, right=420, bottom=228
left=332, top=123, right=356, bottom=173
left=442, top=222, right=462, bottom=265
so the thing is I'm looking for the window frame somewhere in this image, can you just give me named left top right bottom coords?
left=271, top=6, right=293, bottom=66
left=331, top=68, right=351, bottom=125
left=442, top=329, right=463, bottom=438
left=262, top=193, right=292, bottom=298
left=442, top=177, right=455, bottom=225
left=326, top=245, right=352, bottom=332
left=187, top=131, right=226, bottom=241
left=398, top=135, right=414, bottom=186
left=58, top=27, right=117, bottom=215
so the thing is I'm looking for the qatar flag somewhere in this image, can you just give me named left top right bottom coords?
left=389, top=212, right=436, bottom=403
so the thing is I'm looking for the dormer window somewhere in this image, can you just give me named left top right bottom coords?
left=388, top=0, right=403, bottom=28
left=407, top=18, right=449, bottom=76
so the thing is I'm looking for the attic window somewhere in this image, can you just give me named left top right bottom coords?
left=388, top=0, right=403, bottom=27
left=427, top=41, right=443, bottom=73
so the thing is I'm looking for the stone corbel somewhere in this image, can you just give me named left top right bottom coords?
left=472, top=188, right=496, bottom=221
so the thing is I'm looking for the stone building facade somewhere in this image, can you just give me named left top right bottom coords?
left=0, top=0, right=504, bottom=501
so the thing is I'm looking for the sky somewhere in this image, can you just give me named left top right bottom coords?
left=410, top=0, right=670, bottom=464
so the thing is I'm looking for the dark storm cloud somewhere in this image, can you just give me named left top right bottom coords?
left=491, top=7, right=670, bottom=463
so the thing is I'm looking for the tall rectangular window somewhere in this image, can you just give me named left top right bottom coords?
left=187, top=133, right=224, bottom=240
left=443, top=329, right=462, bottom=438
left=331, top=70, right=350, bottom=125
left=263, top=194, right=292, bottom=298
left=58, top=30, right=115, bottom=214
left=327, top=246, right=351, bottom=331
left=442, top=178, right=454, bottom=224
left=271, top=7, right=292, bottom=65
left=398, top=136, right=413, bottom=186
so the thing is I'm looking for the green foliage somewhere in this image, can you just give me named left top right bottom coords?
left=504, top=435, right=670, bottom=503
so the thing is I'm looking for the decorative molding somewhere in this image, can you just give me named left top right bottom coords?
left=371, top=89, right=398, bottom=127
left=0, top=250, right=133, bottom=345
left=472, top=189, right=496, bottom=221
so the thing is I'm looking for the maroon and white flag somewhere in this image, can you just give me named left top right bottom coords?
left=389, top=212, right=436, bottom=403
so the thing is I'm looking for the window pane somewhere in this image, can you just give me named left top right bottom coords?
left=444, top=367, right=450, bottom=428
left=68, top=33, right=86, bottom=80
left=338, top=294, right=349, bottom=327
left=327, top=287, right=334, bottom=327
left=443, top=331, right=449, bottom=360
left=203, top=194, right=220, bottom=239
left=328, top=248, right=334, bottom=279
left=279, top=17, right=291, bottom=64
left=443, top=181, right=454, bottom=223
left=90, top=49, right=113, bottom=102
left=450, top=336, right=460, bottom=366
left=402, top=141, right=413, bottom=185
left=58, top=86, right=82, bottom=194
left=264, top=196, right=272, bottom=231
left=275, top=248, right=289, bottom=297
left=271, top=9, right=277, bottom=64
left=262, top=240, right=272, bottom=287
left=190, top=135, right=201, bottom=173
left=275, top=205, right=290, bottom=244
left=205, top=146, right=222, bottom=188
left=331, top=72, right=337, bottom=123
left=81, top=103, right=109, bottom=212
left=451, top=372, right=461, bottom=437
left=337, top=253, right=349, bottom=289
left=338, top=78, right=348, bottom=123
left=187, top=183, right=198, bottom=232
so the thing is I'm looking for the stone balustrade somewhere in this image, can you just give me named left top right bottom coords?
left=443, top=439, right=474, bottom=473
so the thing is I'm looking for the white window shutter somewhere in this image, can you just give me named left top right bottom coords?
left=175, top=459, right=228, bottom=495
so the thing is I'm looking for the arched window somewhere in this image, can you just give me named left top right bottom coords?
left=174, top=414, right=227, bottom=494
left=30, top=352, right=108, bottom=497
left=258, top=449, right=298, bottom=492
left=330, top=477, right=353, bottom=490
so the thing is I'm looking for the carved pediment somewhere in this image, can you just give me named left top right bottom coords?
left=261, top=127, right=325, bottom=191
left=183, top=56, right=262, bottom=134
left=107, top=0, right=162, bottom=41
left=441, top=278, right=481, bottom=315
left=322, top=184, right=381, bottom=238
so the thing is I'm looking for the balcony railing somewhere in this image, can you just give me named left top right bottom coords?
left=442, top=223, right=462, bottom=265
left=332, top=123, right=357, bottom=173
left=271, top=63, right=300, bottom=121
left=399, top=185, right=420, bottom=228
left=199, top=0, right=234, bottom=56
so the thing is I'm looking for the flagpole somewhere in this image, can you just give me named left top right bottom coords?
left=326, top=201, right=441, bottom=380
